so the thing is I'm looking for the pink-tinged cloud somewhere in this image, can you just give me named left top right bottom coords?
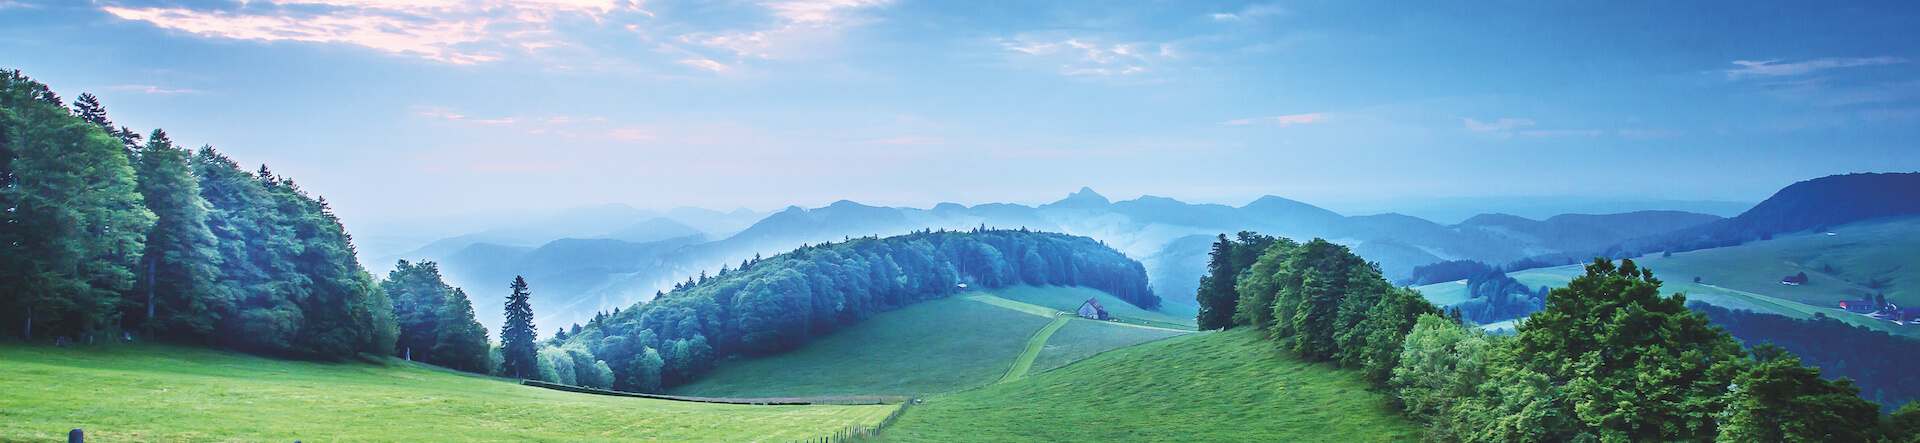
left=1726, top=57, right=1904, bottom=78
left=1220, top=112, right=1323, bottom=126
left=1464, top=118, right=1535, bottom=131
left=610, top=128, right=656, bottom=140
left=684, top=0, right=893, bottom=59
left=679, top=59, right=729, bottom=72
left=874, top=136, right=945, bottom=145
left=100, top=0, right=637, bottom=65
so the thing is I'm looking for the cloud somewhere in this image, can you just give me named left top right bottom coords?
left=100, top=0, right=639, bottom=64
left=109, top=84, right=198, bottom=94
left=1212, top=4, right=1287, bottom=21
left=874, top=136, right=944, bottom=145
left=683, top=0, right=893, bottom=59
left=678, top=58, right=729, bottom=72
left=1003, top=34, right=1175, bottom=76
left=1464, top=118, right=1535, bottom=131
left=1519, top=130, right=1602, bottom=137
left=1220, top=112, right=1323, bottom=126
left=1726, top=57, right=1904, bottom=78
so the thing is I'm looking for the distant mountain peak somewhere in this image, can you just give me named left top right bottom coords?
left=1045, top=187, right=1111, bottom=209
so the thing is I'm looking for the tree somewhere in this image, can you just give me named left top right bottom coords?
left=1197, top=232, right=1277, bottom=330
left=628, top=347, right=665, bottom=392
left=0, top=71, right=155, bottom=341
left=1720, top=344, right=1882, bottom=442
left=385, top=260, right=489, bottom=372
left=500, top=276, right=538, bottom=379
left=1506, top=258, right=1748, bottom=441
left=1391, top=314, right=1495, bottom=436
left=131, top=129, right=221, bottom=337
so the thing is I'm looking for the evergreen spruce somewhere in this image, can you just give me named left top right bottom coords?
left=501, top=276, right=538, bottom=379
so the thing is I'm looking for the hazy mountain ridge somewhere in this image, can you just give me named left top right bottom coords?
left=1593, top=172, right=1920, bottom=260
left=398, top=188, right=1732, bottom=333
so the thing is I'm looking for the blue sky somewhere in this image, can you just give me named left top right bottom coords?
left=4, top=0, right=1917, bottom=230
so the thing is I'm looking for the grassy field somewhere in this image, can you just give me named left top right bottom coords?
left=1625, top=215, right=1920, bottom=307
left=0, top=342, right=893, bottom=442
left=1030, top=318, right=1189, bottom=374
left=670, top=296, right=1052, bottom=398
left=672, top=287, right=1194, bottom=399
left=984, top=285, right=1198, bottom=330
left=880, top=328, right=1423, bottom=442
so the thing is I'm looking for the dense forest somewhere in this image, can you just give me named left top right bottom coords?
left=514, top=228, right=1157, bottom=392
left=0, top=70, right=488, bottom=367
left=1198, top=232, right=1920, bottom=441
left=1695, top=303, right=1920, bottom=412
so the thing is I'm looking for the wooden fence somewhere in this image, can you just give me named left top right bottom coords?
left=520, top=380, right=916, bottom=441
left=519, top=380, right=905, bottom=405
left=792, top=399, right=913, bottom=443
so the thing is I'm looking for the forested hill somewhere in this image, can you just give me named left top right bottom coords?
left=542, top=228, right=1156, bottom=393
left=1, top=70, right=397, bottom=359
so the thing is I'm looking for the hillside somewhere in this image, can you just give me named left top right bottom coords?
left=0, top=342, right=893, bottom=442
left=880, top=328, right=1422, bottom=442
left=1616, top=172, right=1920, bottom=256
left=1426, top=215, right=1920, bottom=338
left=669, top=286, right=1187, bottom=398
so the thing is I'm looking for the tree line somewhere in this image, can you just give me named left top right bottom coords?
left=503, top=228, right=1157, bottom=392
left=1, top=70, right=492, bottom=371
left=1196, top=231, right=1920, bottom=441
left=1694, top=302, right=1920, bottom=413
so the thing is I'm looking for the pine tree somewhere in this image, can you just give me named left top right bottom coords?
left=132, top=129, right=221, bottom=337
left=500, top=276, right=538, bottom=379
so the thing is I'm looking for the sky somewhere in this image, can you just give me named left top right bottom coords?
left=4, top=0, right=1918, bottom=234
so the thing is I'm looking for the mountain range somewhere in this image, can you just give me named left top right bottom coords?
left=383, top=187, right=1750, bottom=333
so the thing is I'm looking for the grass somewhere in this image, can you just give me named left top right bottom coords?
left=983, top=285, right=1199, bottom=330
left=672, top=287, right=1197, bottom=399
left=997, top=315, right=1073, bottom=384
left=0, top=341, right=893, bottom=443
left=1624, top=215, right=1920, bottom=308
left=879, top=328, right=1423, bottom=442
left=1029, top=318, right=1190, bottom=374
left=669, top=295, right=1053, bottom=398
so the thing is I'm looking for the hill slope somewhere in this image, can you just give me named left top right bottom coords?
left=880, top=328, right=1422, bottom=442
left=669, top=286, right=1189, bottom=398
left=0, top=342, right=893, bottom=442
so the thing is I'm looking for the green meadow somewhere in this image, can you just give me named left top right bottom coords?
left=0, top=342, right=893, bottom=442
left=881, top=328, right=1423, bottom=442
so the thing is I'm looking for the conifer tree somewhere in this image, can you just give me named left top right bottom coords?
left=0, top=71, right=155, bottom=340
left=501, top=276, right=538, bottom=378
left=132, top=129, right=221, bottom=336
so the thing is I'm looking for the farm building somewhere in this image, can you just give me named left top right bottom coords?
left=1839, top=300, right=1880, bottom=313
left=1895, top=308, right=1920, bottom=325
left=1077, top=297, right=1109, bottom=320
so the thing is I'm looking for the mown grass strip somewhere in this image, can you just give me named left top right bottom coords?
left=998, top=314, right=1072, bottom=384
